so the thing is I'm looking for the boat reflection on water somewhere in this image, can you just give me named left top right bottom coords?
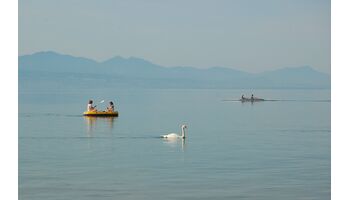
left=84, top=116, right=116, bottom=137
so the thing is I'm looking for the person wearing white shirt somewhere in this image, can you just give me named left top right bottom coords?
left=87, top=100, right=97, bottom=111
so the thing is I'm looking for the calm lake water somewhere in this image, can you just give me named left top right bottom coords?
left=19, top=89, right=330, bottom=200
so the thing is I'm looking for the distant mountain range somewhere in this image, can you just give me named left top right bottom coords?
left=19, top=51, right=330, bottom=90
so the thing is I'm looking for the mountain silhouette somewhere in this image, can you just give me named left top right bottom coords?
left=19, top=51, right=330, bottom=90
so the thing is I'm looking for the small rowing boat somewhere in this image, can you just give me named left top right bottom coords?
left=240, top=97, right=265, bottom=102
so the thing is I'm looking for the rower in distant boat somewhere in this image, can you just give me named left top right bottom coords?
left=239, top=94, right=265, bottom=102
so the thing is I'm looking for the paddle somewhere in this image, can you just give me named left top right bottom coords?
left=95, top=100, right=105, bottom=111
left=96, top=100, right=105, bottom=109
left=91, top=100, right=104, bottom=110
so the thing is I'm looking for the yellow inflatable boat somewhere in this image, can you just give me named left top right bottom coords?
left=83, top=111, right=118, bottom=117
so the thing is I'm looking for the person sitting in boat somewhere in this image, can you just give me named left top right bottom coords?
left=241, top=94, right=245, bottom=100
left=87, top=100, right=97, bottom=111
left=106, top=101, right=115, bottom=112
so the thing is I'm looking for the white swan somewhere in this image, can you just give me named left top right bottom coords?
left=161, top=125, right=187, bottom=139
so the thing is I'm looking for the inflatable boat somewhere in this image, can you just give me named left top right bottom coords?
left=83, top=111, right=119, bottom=117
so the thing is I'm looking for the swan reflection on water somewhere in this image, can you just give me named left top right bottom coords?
left=162, top=138, right=187, bottom=151
left=84, top=116, right=116, bottom=137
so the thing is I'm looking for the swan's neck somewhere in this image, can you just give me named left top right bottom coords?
left=181, top=127, right=186, bottom=138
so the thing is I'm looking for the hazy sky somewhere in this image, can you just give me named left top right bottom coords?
left=19, top=0, right=330, bottom=73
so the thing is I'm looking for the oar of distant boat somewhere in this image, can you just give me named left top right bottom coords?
left=239, top=97, right=265, bottom=102
left=222, top=99, right=331, bottom=102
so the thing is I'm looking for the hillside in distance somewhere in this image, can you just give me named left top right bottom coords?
left=19, top=51, right=330, bottom=90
